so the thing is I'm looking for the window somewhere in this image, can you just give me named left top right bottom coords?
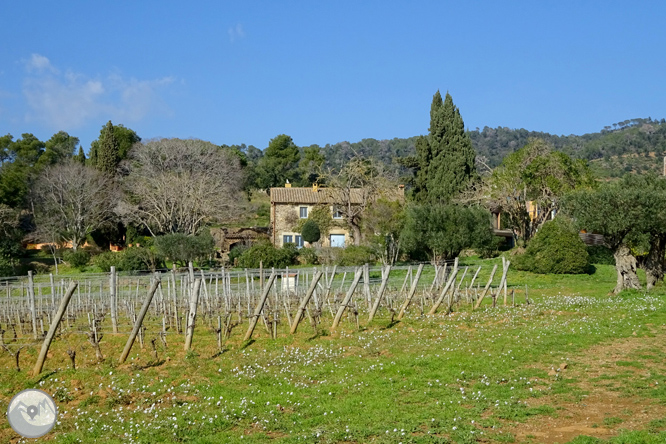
left=299, top=206, right=308, bottom=218
left=332, top=206, right=343, bottom=219
left=330, top=234, right=345, bottom=248
left=295, top=235, right=304, bottom=248
left=283, top=235, right=293, bottom=245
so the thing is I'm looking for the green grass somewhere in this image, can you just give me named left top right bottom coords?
left=1, top=260, right=666, bottom=443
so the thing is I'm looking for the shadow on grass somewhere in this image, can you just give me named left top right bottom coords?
left=31, top=370, right=57, bottom=386
left=210, top=348, right=229, bottom=359
left=380, top=320, right=400, bottom=330
left=241, top=339, right=255, bottom=349
left=134, top=359, right=165, bottom=370
left=307, top=329, right=330, bottom=341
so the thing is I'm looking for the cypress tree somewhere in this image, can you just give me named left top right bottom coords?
left=411, top=135, right=431, bottom=203
left=75, top=146, right=86, bottom=165
left=414, top=91, right=478, bottom=203
left=97, top=120, right=119, bottom=174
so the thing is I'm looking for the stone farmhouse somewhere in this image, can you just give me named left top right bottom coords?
left=270, top=183, right=405, bottom=248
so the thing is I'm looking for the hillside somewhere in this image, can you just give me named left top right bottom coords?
left=321, top=117, right=666, bottom=178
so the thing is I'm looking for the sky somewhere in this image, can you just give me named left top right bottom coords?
left=1, top=1, right=664, bottom=152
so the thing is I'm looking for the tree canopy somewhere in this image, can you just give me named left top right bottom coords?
left=119, top=138, right=245, bottom=236
left=403, top=91, right=478, bottom=204
left=483, top=138, right=594, bottom=244
left=255, top=134, right=301, bottom=189
left=401, top=204, right=493, bottom=265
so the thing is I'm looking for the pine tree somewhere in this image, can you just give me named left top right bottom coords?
left=75, top=146, right=86, bottom=164
left=97, top=121, right=119, bottom=174
left=425, top=91, right=478, bottom=203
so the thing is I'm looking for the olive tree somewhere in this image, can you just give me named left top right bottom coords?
left=119, top=138, right=244, bottom=235
left=563, top=179, right=644, bottom=293
left=476, top=138, right=594, bottom=245
left=401, top=204, right=493, bottom=266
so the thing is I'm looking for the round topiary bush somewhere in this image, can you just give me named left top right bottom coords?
left=301, top=220, right=321, bottom=244
left=513, top=217, right=589, bottom=274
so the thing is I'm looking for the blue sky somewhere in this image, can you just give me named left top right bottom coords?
left=1, top=1, right=664, bottom=152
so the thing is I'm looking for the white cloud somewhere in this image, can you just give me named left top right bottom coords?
left=228, top=23, right=245, bottom=42
left=22, top=56, right=174, bottom=130
left=25, top=53, right=58, bottom=73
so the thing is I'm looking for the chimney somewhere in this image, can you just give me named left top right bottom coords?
left=285, top=180, right=291, bottom=188
left=312, top=183, right=319, bottom=192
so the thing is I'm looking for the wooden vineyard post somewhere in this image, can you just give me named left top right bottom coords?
left=290, top=271, right=323, bottom=334
left=28, top=271, right=38, bottom=339
left=171, top=265, right=179, bottom=333
left=368, top=266, right=392, bottom=323
left=33, top=281, right=78, bottom=376
left=428, top=261, right=459, bottom=315
left=110, top=266, right=118, bottom=334
left=184, top=278, right=202, bottom=351
left=243, top=272, right=277, bottom=342
left=397, top=263, right=424, bottom=320
left=331, top=268, right=363, bottom=329
left=444, top=266, right=469, bottom=313
left=363, top=264, right=371, bottom=306
left=119, top=277, right=161, bottom=364
left=473, top=264, right=499, bottom=310
left=468, top=266, right=482, bottom=289
left=500, top=259, right=510, bottom=306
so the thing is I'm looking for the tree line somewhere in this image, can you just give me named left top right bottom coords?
left=2, top=94, right=666, bottom=295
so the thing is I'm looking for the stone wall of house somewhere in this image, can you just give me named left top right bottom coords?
left=272, top=203, right=350, bottom=247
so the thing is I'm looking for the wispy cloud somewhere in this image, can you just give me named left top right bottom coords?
left=22, top=54, right=174, bottom=129
left=228, top=23, right=245, bottom=42
left=24, top=53, right=58, bottom=73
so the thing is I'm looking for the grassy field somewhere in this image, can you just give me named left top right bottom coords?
left=2, top=258, right=666, bottom=443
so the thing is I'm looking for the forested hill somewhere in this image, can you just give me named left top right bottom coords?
left=322, top=117, right=666, bottom=178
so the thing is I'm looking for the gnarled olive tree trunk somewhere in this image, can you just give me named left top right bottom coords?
left=645, top=236, right=666, bottom=290
left=613, top=244, right=641, bottom=293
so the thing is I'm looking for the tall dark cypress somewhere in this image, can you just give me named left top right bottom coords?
left=97, top=121, right=119, bottom=174
left=75, top=146, right=86, bottom=165
left=425, top=91, right=478, bottom=203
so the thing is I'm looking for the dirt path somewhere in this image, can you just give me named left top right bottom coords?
left=510, top=326, right=666, bottom=443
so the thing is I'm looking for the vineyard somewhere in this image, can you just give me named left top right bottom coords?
left=0, top=259, right=513, bottom=374
left=2, top=258, right=666, bottom=444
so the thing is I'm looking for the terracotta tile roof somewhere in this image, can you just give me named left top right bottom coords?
left=270, top=187, right=363, bottom=204
left=270, top=186, right=405, bottom=205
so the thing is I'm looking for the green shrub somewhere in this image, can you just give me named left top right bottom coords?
left=120, top=247, right=161, bottom=272
left=513, top=217, right=589, bottom=274
left=236, top=242, right=299, bottom=268
left=298, top=247, right=319, bottom=265
left=93, top=247, right=163, bottom=272
left=228, top=244, right=249, bottom=266
left=63, top=249, right=91, bottom=270
left=28, top=262, right=50, bottom=274
left=154, top=231, right=215, bottom=266
left=587, top=245, right=615, bottom=265
left=301, top=220, right=321, bottom=244
left=93, top=251, right=121, bottom=272
left=0, top=257, right=14, bottom=277
left=338, top=245, right=377, bottom=266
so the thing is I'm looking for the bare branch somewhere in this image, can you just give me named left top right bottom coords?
left=119, top=139, right=246, bottom=235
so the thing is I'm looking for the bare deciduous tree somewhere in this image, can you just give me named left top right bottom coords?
left=322, top=156, right=395, bottom=246
left=32, top=161, right=116, bottom=251
left=119, top=139, right=244, bottom=235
